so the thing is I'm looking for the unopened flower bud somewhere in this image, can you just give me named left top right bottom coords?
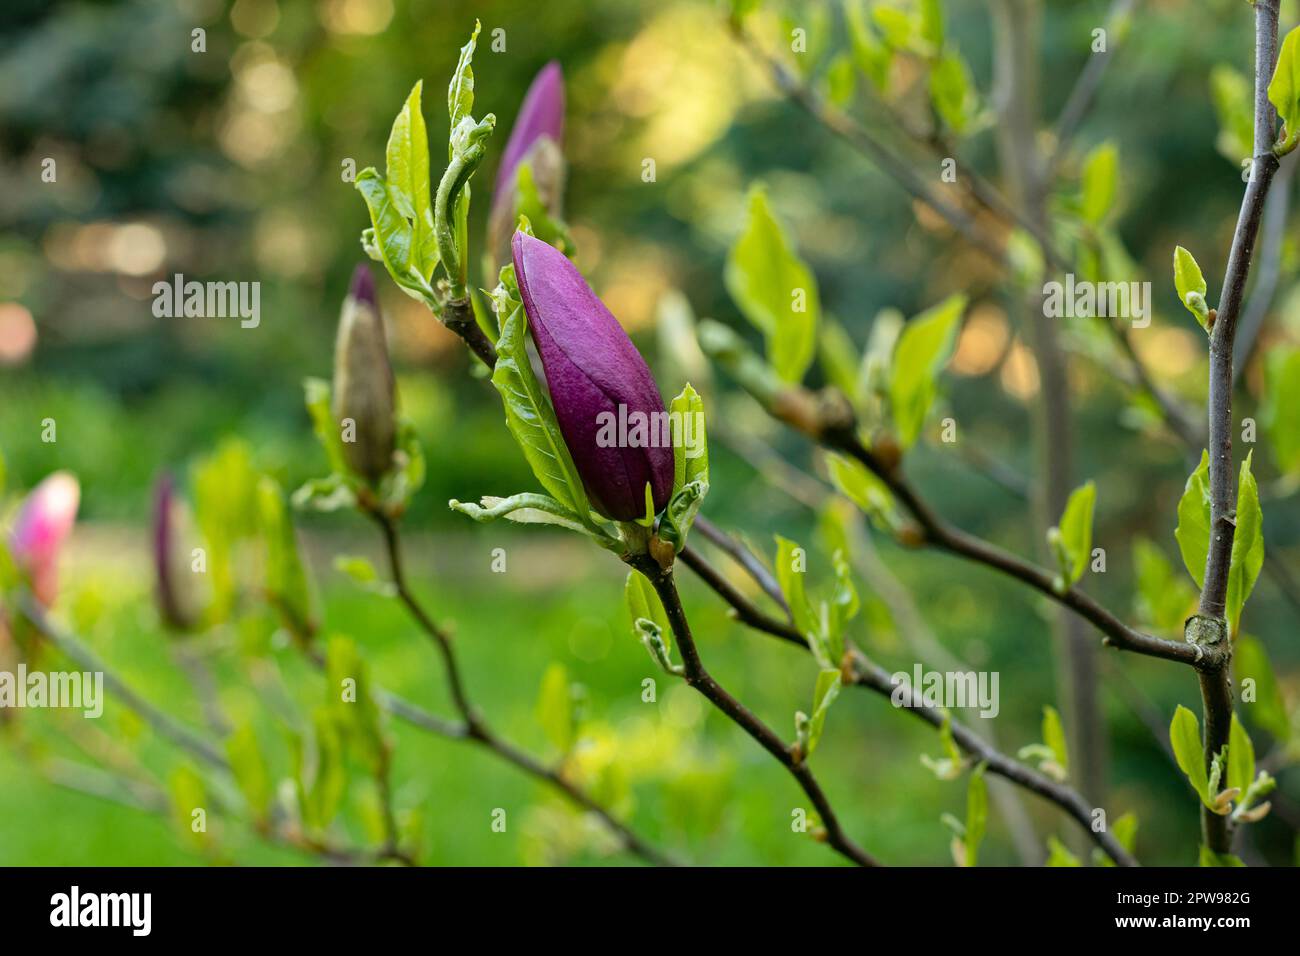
left=489, top=62, right=566, bottom=255
left=153, top=473, right=205, bottom=632
left=512, top=231, right=673, bottom=520
left=332, top=264, right=396, bottom=482
left=9, top=471, right=80, bottom=607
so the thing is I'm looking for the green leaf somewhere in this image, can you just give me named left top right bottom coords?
left=634, top=617, right=680, bottom=675
left=386, top=81, right=436, bottom=279
left=536, top=663, right=575, bottom=753
left=724, top=185, right=820, bottom=383
left=805, top=669, right=843, bottom=758
left=1170, top=704, right=1211, bottom=807
left=333, top=554, right=396, bottom=598
left=1133, top=536, right=1197, bottom=633
left=301, top=709, right=346, bottom=831
left=1173, top=246, right=1210, bottom=330
left=490, top=305, right=592, bottom=518
left=919, top=0, right=944, bottom=49
left=657, top=480, right=708, bottom=553
left=1047, top=835, right=1082, bottom=867
left=377, top=419, right=426, bottom=516
left=226, top=723, right=272, bottom=821
left=872, top=5, right=915, bottom=49
left=1112, top=812, right=1139, bottom=855
left=625, top=571, right=671, bottom=649
left=448, top=20, right=482, bottom=145
left=1234, top=634, right=1290, bottom=742
left=356, top=169, right=432, bottom=302
left=1210, top=65, right=1254, bottom=163
left=846, top=0, right=892, bottom=92
left=449, top=493, right=593, bottom=536
left=775, top=535, right=818, bottom=645
left=1042, top=705, right=1070, bottom=776
left=826, top=453, right=897, bottom=526
left=669, top=383, right=709, bottom=496
left=964, top=762, right=988, bottom=867
left=1268, top=25, right=1300, bottom=154
left=258, top=476, right=316, bottom=636
left=1079, top=141, right=1118, bottom=225
left=889, top=294, right=967, bottom=448
left=930, top=49, right=974, bottom=134
left=1261, top=346, right=1300, bottom=474
left=191, top=439, right=259, bottom=624
left=325, top=636, right=387, bottom=775
left=1174, top=450, right=1212, bottom=589
left=168, top=765, right=210, bottom=851
left=1052, top=481, right=1096, bottom=588
left=1225, top=452, right=1264, bottom=635
left=1199, top=845, right=1246, bottom=867
left=1227, top=713, right=1255, bottom=795
left=821, top=54, right=857, bottom=108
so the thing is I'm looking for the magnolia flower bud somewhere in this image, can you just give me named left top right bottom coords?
left=512, top=231, right=673, bottom=521
left=489, top=62, right=565, bottom=254
left=332, top=264, right=396, bottom=482
left=153, top=473, right=204, bottom=632
left=9, top=471, right=80, bottom=607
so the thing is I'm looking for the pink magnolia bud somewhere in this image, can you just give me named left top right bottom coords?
left=9, top=471, right=80, bottom=607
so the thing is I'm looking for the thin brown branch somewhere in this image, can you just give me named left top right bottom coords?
left=677, top=543, right=1135, bottom=865
left=631, top=555, right=879, bottom=866
left=369, top=511, right=676, bottom=867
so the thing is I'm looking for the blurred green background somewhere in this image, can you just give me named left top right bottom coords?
left=1, top=0, right=1298, bottom=866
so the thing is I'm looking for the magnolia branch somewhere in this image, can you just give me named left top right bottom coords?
left=367, top=510, right=676, bottom=867
left=676, top=543, right=1136, bottom=866
left=1193, top=0, right=1282, bottom=854
left=630, top=555, right=880, bottom=866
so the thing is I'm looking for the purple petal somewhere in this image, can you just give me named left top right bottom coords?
left=493, top=62, right=565, bottom=203
left=348, top=262, right=377, bottom=309
left=512, top=231, right=673, bottom=520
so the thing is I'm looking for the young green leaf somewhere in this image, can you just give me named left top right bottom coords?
left=1174, top=450, right=1211, bottom=589
left=386, top=81, right=436, bottom=279
left=1051, top=480, right=1096, bottom=588
left=724, top=185, right=820, bottom=383
left=1234, top=634, right=1290, bottom=742
left=775, top=535, right=818, bottom=646
left=1268, top=25, right=1300, bottom=155
left=1199, top=846, right=1246, bottom=867
left=964, top=762, right=988, bottom=867
left=258, top=476, right=316, bottom=636
left=1261, top=346, right=1300, bottom=475
left=669, top=383, right=709, bottom=495
left=1210, top=65, right=1254, bottom=163
left=889, top=294, right=967, bottom=448
left=846, top=0, right=892, bottom=92
left=226, top=723, right=273, bottom=821
left=356, top=169, right=432, bottom=303
left=1132, top=536, right=1198, bottom=633
left=1225, top=452, right=1264, bottom=635
left=1227, top=713, right=1255, bottom=796
left=930, top=50, right=974, bottom=134
left=325, top=636, right=387, bottom=775
left=1042, top=705, right=1070, bottom=777
left=1172, top=246, right=1210, bottom=330
left=490, top=305, right=592, bottom=519
left=1046, top=835, right=1082, bottom=867
left=1170, top=704, right=1211, bottom=807
left=536, top=662, right=575, bottom=754
left=805, top=668, right=843, bottom=759
left=1079, top=142, right=1118, bottom=225
left=919, top=0, right=944, bottom=49
left=448, top=20, right=482, bottom=144
left=625, top=570, right=671, bottom=649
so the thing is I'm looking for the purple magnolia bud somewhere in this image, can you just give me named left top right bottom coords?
left=489, top=62, right=565, bottom=254
left=332, top=263, right=396, bottom=482
left=153, top=473, right=202, bottom=632
left=512, top=231, right=673, bottom=520
left=9, top=471, right=80, bottom=607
